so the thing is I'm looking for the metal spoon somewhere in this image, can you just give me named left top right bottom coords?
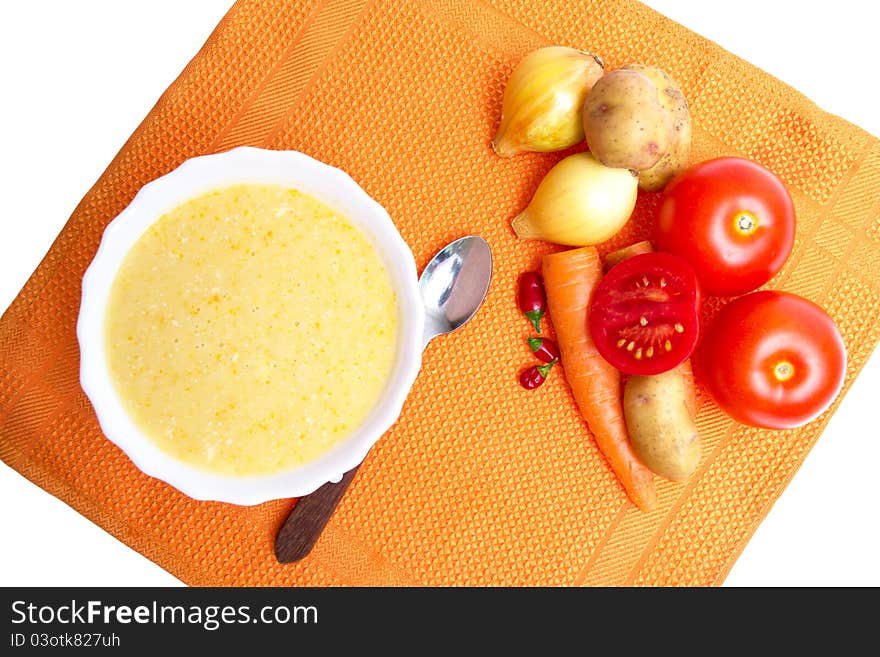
left=275, top=236, right=493, bottom=563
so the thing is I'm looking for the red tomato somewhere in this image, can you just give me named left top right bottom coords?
left=589, top=252, right=701, bottom=375
left=698, top=291, right=846, bottom=429
left=654, top=157, right=795, bottom=297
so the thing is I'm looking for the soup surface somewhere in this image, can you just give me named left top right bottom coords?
left=104, top=184, right=398, bottom=476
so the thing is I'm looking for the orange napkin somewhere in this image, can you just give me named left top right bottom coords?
left=1, top=0, right=879, bottom=586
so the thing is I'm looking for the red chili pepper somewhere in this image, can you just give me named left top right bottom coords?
left=527, top=337, right=559, bottom=364
left=517, top=271, right=546, bottom=333
left=519, top=358, right=558, bottom=390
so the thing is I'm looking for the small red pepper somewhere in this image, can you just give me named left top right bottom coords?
left=527, top=337, right=559, bottom=364
left=517, top=271, right=546, bottom=333
left=519, top=358, right=558, bottom=390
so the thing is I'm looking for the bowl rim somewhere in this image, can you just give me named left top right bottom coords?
left=77, top=147, right=424, bottom=505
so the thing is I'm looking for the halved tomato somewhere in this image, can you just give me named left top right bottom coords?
left=589, top=252, right=701, bottom=375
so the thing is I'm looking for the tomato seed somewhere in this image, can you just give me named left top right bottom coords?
left=674, top=323, right=684, bottom=333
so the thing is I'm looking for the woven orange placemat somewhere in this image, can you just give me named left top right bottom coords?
left=1, top=0, right=879, bottom=586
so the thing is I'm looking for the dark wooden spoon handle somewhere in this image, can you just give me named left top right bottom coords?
left=274, top=466, right=360, bottom=563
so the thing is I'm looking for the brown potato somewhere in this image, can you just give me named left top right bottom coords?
left=582, top=68, right=674, bottom=171
left=624, top=368, right=701, bottom=481
left=624, top=65, right=692, bottom=192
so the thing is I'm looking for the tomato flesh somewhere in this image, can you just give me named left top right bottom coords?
left=698, top=291, right=846, bottom=429
left=655, top=157, right=795, bottom=297
left=589, top=252, right=701, bottom=375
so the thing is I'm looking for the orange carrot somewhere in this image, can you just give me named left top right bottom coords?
left=543, top=246, right=657, bottom=511
left=603, top=239, right=655, bottom=272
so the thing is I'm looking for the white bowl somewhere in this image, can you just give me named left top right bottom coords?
left=77, top=147, right=424, bottom=505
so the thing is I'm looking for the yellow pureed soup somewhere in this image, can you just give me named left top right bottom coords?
left=104, top=184, right=398, bottom=477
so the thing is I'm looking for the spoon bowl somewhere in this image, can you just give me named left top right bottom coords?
left=421, top=236, right=493, bottom=347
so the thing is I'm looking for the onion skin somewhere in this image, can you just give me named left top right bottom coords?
left=511, top=153, right=638, bottom=246
left=492, top=46, right=604, bottom=157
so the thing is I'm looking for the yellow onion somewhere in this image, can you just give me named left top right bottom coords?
left=492, top=46, right=604, bottom=157
left=511, top=152, right=638, bottom=246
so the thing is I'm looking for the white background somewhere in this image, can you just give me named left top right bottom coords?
left=1, top=0, right=878, bottom=587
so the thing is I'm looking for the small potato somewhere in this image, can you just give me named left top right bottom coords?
left=582, top=69, right=674, bottom=171
left=624, top=65, right=692, bottom=191
left=637, top=123, right=691, bottom=192
left=624, top=368, right=701, bottom=481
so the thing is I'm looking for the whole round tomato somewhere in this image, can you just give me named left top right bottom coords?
left=698, top=291, right=846, bottom=429
left=654, top=157, right=795, bottom=297
left=589, top=252, right=701, bottom=375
